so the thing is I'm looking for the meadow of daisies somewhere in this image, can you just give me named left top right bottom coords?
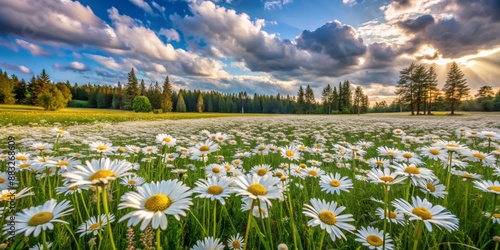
left=1, top=113, right=500, bottom=250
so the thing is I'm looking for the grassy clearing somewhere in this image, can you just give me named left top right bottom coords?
left=0, top=105, right=269, bottom=126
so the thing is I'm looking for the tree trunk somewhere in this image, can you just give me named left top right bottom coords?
left=451, top=101, right=455, bottom=115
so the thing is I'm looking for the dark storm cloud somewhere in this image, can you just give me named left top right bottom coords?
left=295, top=21, right=367, bottom=66
left=397, top=15, right=434, bottom=33
left=454, top=0, right=500, bottom=22
left=392, top=0, right=412, bottom=9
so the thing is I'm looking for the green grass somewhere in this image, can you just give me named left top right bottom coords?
left=0, top=104, right=270, bottom=126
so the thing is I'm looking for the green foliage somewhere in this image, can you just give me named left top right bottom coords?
left=132, top=95, right=152, bottom=113
left=176, top=92, right=187, bottom=112
left=38, top=84, right=67, bottom=110
left=197, top=94, right=204, bottom=112
left=443, top=62, right=470, bottom=114
left=124, top=68, right=140, bottom=110
left=68, top=100, right=90, bottom=108
left=161, top=76, right=173, bottom=112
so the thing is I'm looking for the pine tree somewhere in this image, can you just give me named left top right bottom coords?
left=161, top=76, right=173, bottom=112
left=14, top=78, right=27, bottom=104
left=30, top=70, right=50, bottom=106
left=443, top=62, right=470, bottom=115
left=341, top=81, right=352, bottom=113
left=176, top=92, right=186, bottom=112
left=305, top=85, right=315, bottom=113
left=297, top=86, right=305, bottom=114
left=321, top=84, right=333, bottom=114
left=395, top=63, right=417, bottom=115
left=353, top=86, right=364, bottom=115
left=140, top=79, right=146, bottom=95
left=124, top=68, right=140, bottom=110
left=197, top=93, right=204, bottom=112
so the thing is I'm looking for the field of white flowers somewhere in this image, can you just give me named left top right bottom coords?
left=1, top=113, right=500, bottom=250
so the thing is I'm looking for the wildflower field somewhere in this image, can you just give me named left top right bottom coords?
left=1, top=113, right=500, bottom=250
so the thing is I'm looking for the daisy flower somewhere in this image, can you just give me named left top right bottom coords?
left=191, top=237, right=224, bottom=250
left=304, top=166, right=324, bottom=178
left=319, top=173, right=353, bottom=195
left=29, top=242, right=53, bottom=250
left=355, top=226, right=394, bottom=250
left=120, top=175, right=146, bottom=188
left=52, top=127, right=69, bottom=137
left=190, top=139, right=219, bottom=156
left=419, top=180, right=447, bottom=198
left=227, top=233, right=244, bottom=250
left=15, top=152, right=30, bottom=161
left=233, top=174, right=282, bottom=206
left=393, top=128, right=405, bottom=136
left=142, top=146, right=159, bottom=155
left=303, top=198, right=355, bottom=242
left=473, top=180, right=500, bottom=195
left=4, top=199, right=73, bottom=237
left=367, top=158, right=390, bottom=168
left=356, top=140, right=374, bottom=149
left=156, top=133, right=177, bottom=147
left=418, top=146, right=446, bottom=161
left=193, top=176, right=233, bottom=205
left=395, top=151, right=423, bottom=165
left=126, top=145, right=141, bottom=154
left=31, top=142, right=53, bottom=152
left=392, top=196, right=459, bottom=232
left=366, top=168, right=407, bottom=186
left=280, top=145, right=301, bottom=161
left=452, top=169, right=482, bottom=181
left=461, top=150, right=496, bottom=165
left=250, top=164, right=273, bottom=177
left=77, top=214, right=116, bottom=237
left=89, top=141, right=114, bottom=154
left=483, top=212, right=500, bottom=224
left=392, top=163, right=435, bottom=186
left=0, top=187, right=35, bottom=201
left=62, top=158, right=134, bottom=187
left=118, top=180, right=193, bottom=230
left=375, top=208, right=405, bottom=225
left=433, top=140, right=467, bottom=152
left=241, top=198, right=270, bottom=218
left=205, top=164, right=227, bottom=178
left=0, top=172, right=17, bottom=189
left=56, top=181, right=86, bottom=196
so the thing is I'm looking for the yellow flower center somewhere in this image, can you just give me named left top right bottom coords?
left=200, top=145, right=210, bottom=152
left=387, top=151, right=395, bottom=156
left=96, top=145, right=107, bottom=151
left=426, top=182, right=436, bottom=192
left=212, top=167, right=220, bottom=173
left=0, top=178, right=4, bottom=184
left=259, top=145, right=266, bottom=151
left=366, top=235, right=383, bottom=247
left=485, top=133, right=495, bottom=138
left=207, top=185, right=223, bottom=195
left=352, top=148, right=359, bottom=152
left=445, top=143, right=459, bottom=148
left=16, top=155, right=27, bottom=161
left=299, top=146, right=306, bottom=150
left=163, top=137, right=171, bottom=143
left=488, top=186, right=500, bottom=192
left=299, top=163, right=307, bottom=168
left=318, top=210, right=336, bottom=225
left=493, top=214, right=500, bottom=219
left=330, top=180, right=341, bottom=187
left=403, top=153, right=412, bottom=159
left=224, top=165, right=231, bottom=170
left=128, top=180, right=137, bottom=185
left=88, top=170, right=116, bottom=181
left=375, top=161, right=385, bottom=166
left=57, top=130, right=65, bottom=134
left=144, top=194, right=171, bottom=212
left=89, top=222, right=101, bottom=230
left=19, top=163, right=31, bottom=169
left=28, top=212, right=54, bottom=226
left=386, top=211, right=397, bottom=219
left=412, top=207, right=432, bottom=220
left=232, top=240, right=241, bottom=249
left=308, top=170, right=318, bottom=176
left=295, top=169, right=302, bottom=174
left=248, top=183, right=267, bottom=196
left=257, top=168, right=267, bottom=176
left=404, top=166, right=420, bottom=175
left=56, top=161, right=70, bottom=167
left=285, top=150, right=295, bottom=157
left=463, top=174, right=473, bottom=179
left=473, top=153, right=486, bottom=159
left=280, top=176, right=288, bottom=181
left=380, top=176, right=394, bottom=183
left=275, top=171, right=283, bottom=177
left=118, top=147, right=127, bottom=153
left=429, top=149, right=440, bottom=155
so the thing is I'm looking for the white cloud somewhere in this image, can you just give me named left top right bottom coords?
left=342, top=0, right=357, bottom=6
left=15, top=39, right=50, bottom=56
left=159, top=28, right=181, bottom=42
left=264, top=0, right=293, bottom=10
left=19, top=65, right=32, bottom=74
left=128, top=0, right=154, bottom=13
left=54, top=61, right=90, bottom=71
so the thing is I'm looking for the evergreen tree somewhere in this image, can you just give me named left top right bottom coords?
left=124, top=68, right=139, bottom=110
left=96, top=89, right=107, bottom=108
left=14, top=78, right=28, bottom=104
left=161, top=76, right=173, bottom=112
left=443, top=62, right=470, bottom=115
left=332, top=87, right=339, bottom=112
left=146, top=82, right=162, bottom=110
left=341, top=81, right=352, bottom=113
left=297, top=86, right=305, bottom=114
left=305, top=85, right=315, bottom=113
left=30, top=70, right=50, bottom=106
left=395, top=63, right=417, bottom=115
left=353, top=86, right=364, bottom=115
left=112, top=82, right=124, bottom=109
left=197, top=93, right=204, bottom=112
left=140, top=79, right=146, bottom=95
left=426, top=66, right=438, bottom=115
left=321, top=84, right=333, bottom=114
left=176, top=92, right=186, bottom=112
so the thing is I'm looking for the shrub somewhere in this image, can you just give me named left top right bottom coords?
left=132, top=96, right=152, bottom=113
left=68, top=100, right=90, bottom=108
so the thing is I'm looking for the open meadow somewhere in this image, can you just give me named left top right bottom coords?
left=1, top=112, right=500, bottom=250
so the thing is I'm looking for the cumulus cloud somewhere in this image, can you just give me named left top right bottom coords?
left=159, top=28, right=181, bottom=42
left=0, top=0, right=125, bottom=49
left=397, top=14, right=434, bottom=32
left=53, top=61, right=90, bottom=72
left=264, top=0, right=293, bottom=10
left=15, top=39, right=51, bottom=56
left=0, top=62, right=32, bottom=74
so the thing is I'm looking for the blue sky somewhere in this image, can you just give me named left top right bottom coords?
left=0, top=0, right=499, bottom=103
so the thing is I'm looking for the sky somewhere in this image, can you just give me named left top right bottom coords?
left=0, top=0, right=499, bottom=104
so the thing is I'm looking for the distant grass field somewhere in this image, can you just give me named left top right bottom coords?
left=0, top=104, right=267, bottom=126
